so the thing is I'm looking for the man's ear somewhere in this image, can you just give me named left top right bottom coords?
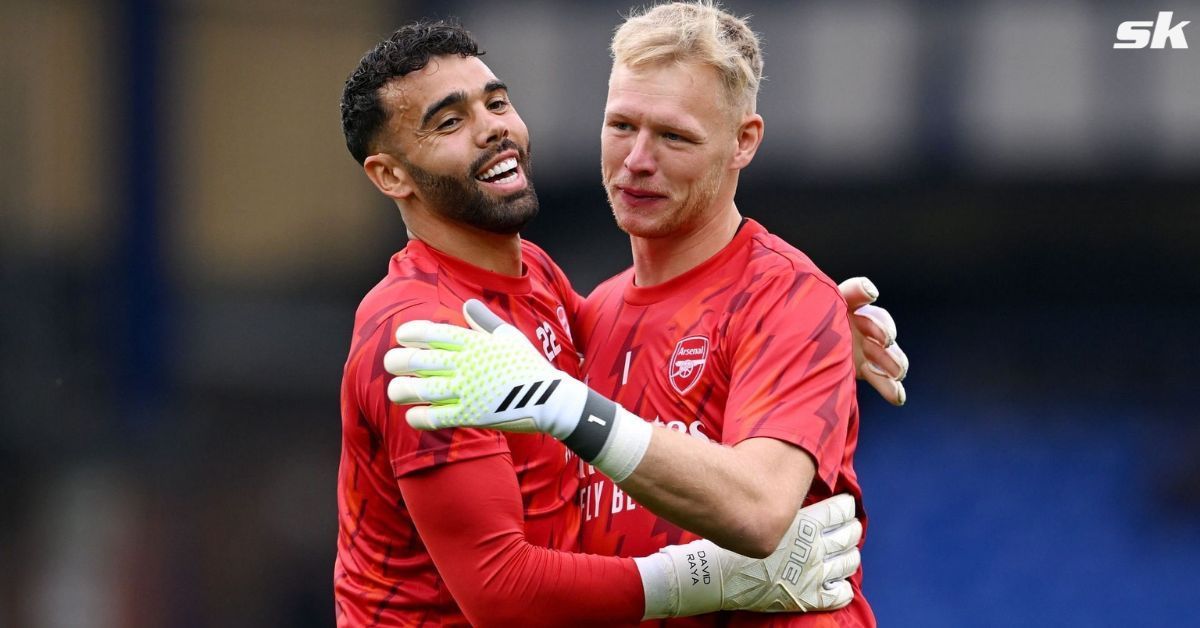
left=363, top=152, right=415, bottom=200
left=730, top=113, right=764, bottom=170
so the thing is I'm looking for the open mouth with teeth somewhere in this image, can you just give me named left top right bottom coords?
left=476, top=157, right=519, bottom=184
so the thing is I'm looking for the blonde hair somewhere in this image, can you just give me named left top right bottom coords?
left=611, top=1, right=763, bottom=114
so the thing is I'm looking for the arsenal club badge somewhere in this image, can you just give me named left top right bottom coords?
left=669, top=335, right=709, bottom=394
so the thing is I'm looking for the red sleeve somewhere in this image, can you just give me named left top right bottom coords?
left=399, top=452, right=645, bottom=627
left=722, top=271, right=857, bottom=493
left=352, top=312, right=509, bottom=477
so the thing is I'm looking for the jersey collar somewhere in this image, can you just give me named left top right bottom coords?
left=407, top=238, right=533, bottom=295
left=622, top=219, right=764, bottom=306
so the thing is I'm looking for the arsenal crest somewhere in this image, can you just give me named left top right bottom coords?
left=669, top=335, right=709, bottom=394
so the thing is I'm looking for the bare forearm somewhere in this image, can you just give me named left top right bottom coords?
left=617, top=428, right=816, bottom=558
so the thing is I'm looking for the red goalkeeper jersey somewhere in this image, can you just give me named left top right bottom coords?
left=334, top=238, right=641, bottom=627
left=576, top=219, right=875, bottom=628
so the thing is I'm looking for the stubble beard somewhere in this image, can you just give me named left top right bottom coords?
left=404, top=140, right=539, bottom=235
left=605, top=159, right=725, bottom=239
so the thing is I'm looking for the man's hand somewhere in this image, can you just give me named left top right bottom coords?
left=385, top=299, right=654, bottom=482
left=384, top=299, right=590, bottom=440
left=839, top=277, right=908, bottom=406
left=638, top=493, right=862, bottom=618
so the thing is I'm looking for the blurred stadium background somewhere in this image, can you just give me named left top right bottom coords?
left=2, top=0, right=1198, bottom=625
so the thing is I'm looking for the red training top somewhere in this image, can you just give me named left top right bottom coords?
left=576, top=219, right=875, bottom=628
left=334, top=238, right=642, bottom=627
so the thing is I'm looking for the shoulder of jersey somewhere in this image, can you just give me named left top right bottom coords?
left=519, top=238, right=551, bottom=260
left=354, top=249, right=442, bottom=329
left=519, top=239, right=557, bottom=279
left=746, top=230, right=841, bottom=294
left=734, top=230, right=849, bottom=307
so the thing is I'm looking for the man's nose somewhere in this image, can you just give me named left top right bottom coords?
left=623, top=130, right=656, bottom=175
left=476, top=108, right=510, bottom=147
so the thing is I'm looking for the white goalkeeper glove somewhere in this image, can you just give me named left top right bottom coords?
left=839, top=277, right=909, bottom=406
left=385, top=299, right=652, bottom=482
left=636, top=493, right=862, bottom=618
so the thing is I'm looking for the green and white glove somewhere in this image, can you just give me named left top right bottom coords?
left=637, top=493, right=862, bottom=618
left=385, top=299, right=652, bottom=481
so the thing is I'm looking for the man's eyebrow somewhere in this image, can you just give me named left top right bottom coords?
left=603, top=107, right=703, bottom=137
left=421, top=90, right=466, bottom=128
left=419, top=82, right=507, bottom=128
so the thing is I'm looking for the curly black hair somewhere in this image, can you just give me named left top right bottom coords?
left=341, top=20, right=484, bottom=164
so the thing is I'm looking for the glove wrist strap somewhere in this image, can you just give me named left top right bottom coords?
left=636, top=539, right=726, bottom=619
left=592, top=407, right=651, bottom=482
left=561, top=390, right=651, bottom=483
left=634, top=552, right=677, bottom=620
left=660, top=540, right=724, bottom=617
left=561, top=388, right=619, bottom=460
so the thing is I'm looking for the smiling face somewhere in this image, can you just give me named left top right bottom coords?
left=377, top=54, right=537, bottom=234
left=601, top=61, right=741, bottom=239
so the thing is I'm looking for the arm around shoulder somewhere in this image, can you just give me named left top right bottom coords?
left=397, top=452, right=645, bottom=626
